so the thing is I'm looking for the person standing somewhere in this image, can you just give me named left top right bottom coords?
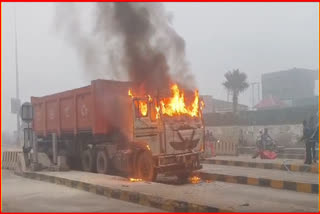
left=252, top=129, right=263, bottom=159
left=310, top=126, right=318, bottom=163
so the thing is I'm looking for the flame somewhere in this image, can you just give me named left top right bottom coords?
left=139, top=101, right=148, bottom=116
left=155, top=106, right=161, bottom=119
left=146, top=145, right=151, bottom=150
left=190, top=90, right=199, bottom=117
left=200, top=100, right=205, bottom=110
left=128, top=89, right=133, bottom=98
left=129, top=178, right=143, bottom=182
left=128, top=84, right=203, bottom=119
left=160, top=84, right=200, bottom=117
left=189, top=176, right=201, bottom=184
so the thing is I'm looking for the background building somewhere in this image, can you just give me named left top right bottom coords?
left=261, top=68, right=318, bottom=107
left=201, top=95, right=248, bottom=113
left=201, top=95, right=214, bottom=114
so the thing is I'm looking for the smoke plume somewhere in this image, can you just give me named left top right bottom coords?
left=55, top=3, right=195, bottom=93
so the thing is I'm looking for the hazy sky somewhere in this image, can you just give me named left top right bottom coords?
left=2, top=2, right=319, bottom=132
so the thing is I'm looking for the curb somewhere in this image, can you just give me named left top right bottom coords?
left=202, top=159, right=319, bottom=174
left=277, top=154, right=305, bottom=160
left=16, top=171, right=232, bottom=212
left=198, top=171, right=319, bottom=194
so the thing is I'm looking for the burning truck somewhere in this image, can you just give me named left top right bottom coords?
left=23, top=79, right=205, bottom=181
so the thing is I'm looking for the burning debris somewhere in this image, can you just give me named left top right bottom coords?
left=189, top=176, right=201, bottom=184
left=129, top=178, right=143, bottom=182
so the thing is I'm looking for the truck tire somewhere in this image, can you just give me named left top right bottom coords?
left=96, top=150, right=109, bottom=174
left=81, top=149, right=96, bottom=172
left=136, top=151, right=156, bottom=181
left=177, top=172, right=191, bottom=184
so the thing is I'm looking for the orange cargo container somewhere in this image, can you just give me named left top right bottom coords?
left=31, top=79, right=134, bottom=137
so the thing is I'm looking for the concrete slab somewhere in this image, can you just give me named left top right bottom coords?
left=18, top=170, right=318, bottom=212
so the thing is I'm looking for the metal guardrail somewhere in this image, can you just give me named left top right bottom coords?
left=213, top=141, right=238, bottom=155
left=204, top=141, right=238, bottom=156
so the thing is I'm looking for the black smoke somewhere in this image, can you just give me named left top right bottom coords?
left=55, top=3, right=195, bottom=93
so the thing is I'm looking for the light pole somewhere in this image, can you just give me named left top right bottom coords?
left=250, top=82, right=260, bottom=109
left=14, top=5, right=21, bottom=145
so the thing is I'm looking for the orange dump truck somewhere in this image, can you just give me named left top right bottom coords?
left=28, top=79, right=204, bottom=181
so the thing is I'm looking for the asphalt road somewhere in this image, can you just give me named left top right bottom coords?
left=1, top=170, right=164, bottom=212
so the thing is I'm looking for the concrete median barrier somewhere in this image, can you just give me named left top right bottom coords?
left=16, top=171, right=232, bottom=212
left=198, top=171, right=318, bottom=194
left=202, top=159, right=319, bottom=174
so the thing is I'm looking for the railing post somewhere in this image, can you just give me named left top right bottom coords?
left=33, top=132, right=38, bottom=164
left=52, top=133, right=57, bottom=165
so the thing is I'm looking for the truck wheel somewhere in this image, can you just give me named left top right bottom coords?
left=177, top=172, right=191, bottom=184
left=96, top=151, right=109, bottom=174
left=136, top=151, right=156, bottom=181
left=81, top=149, right=96, bottom=172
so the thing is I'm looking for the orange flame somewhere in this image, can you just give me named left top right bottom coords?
left=128, top=89, right=133, bottom=98
left=160, top=84, right=200, bottom=117
left=200, top=100, right=205, bottom=110
left=155, top=106, right=161, bottom=119
left=128, top=84, right=203, bottom=119
left=190, top=176, right=201, bottom=184
left=129, top=178, right=143, bottom=182
left=139, top=101, right=148, bottom=116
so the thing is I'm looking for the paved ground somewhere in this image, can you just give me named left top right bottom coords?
left=200, top=164, right=318, bottom=184
left=28, top=170, right=319, bottom=212
left=1, top=170, right=164, bottom=212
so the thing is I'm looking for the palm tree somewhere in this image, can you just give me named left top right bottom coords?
left=222, top=69, right=249, bottom=114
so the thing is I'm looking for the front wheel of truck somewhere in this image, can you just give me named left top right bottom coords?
left=136, top=151, right=156, bottom=181
left=177, top=172, right=191, bottom=184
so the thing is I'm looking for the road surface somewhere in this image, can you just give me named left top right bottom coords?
left=27, top=170, right=319, bottom=212
left=1, top=170, right=164, bottom=212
